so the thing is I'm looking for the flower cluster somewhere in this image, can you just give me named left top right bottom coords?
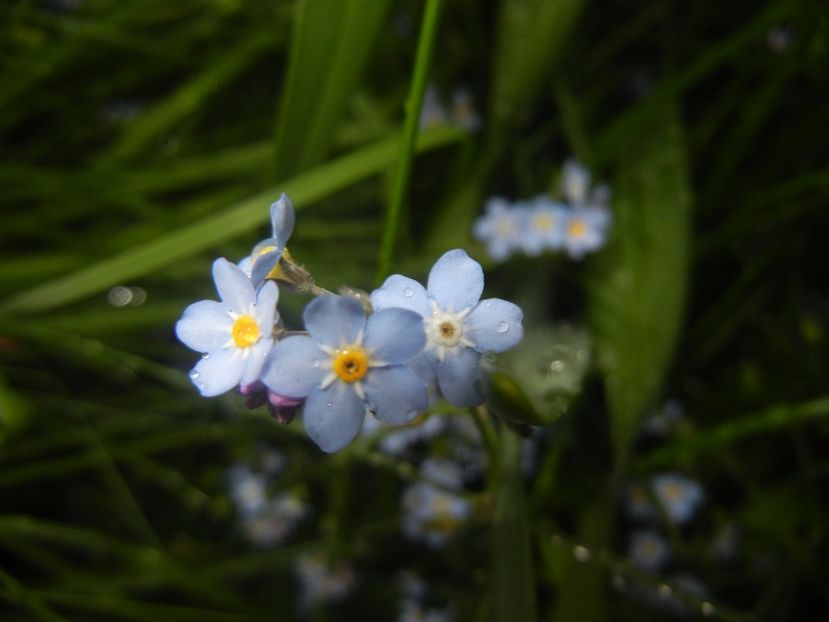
left=473, top=159, right=612, bottom=261
left=420, top=85, right=481, bottom=133
left=175, top=195, right=524, bottom=453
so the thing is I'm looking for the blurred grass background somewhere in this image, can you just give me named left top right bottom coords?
left=1, top=0, right=828, bottom=620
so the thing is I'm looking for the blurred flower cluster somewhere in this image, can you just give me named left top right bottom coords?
left=473, top=160, right=612, bottom=261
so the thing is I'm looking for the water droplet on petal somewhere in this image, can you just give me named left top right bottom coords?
left=403, top=287, right=414, bottom=297
left=189, top=370, right=200, bottom=380
left=312, top=360, right=321, bottom=368
left=202, top=353, right=210, bottom=360
left=496, top=321, right=509, bottom=333
left=326, top=402, right=333, bottom=408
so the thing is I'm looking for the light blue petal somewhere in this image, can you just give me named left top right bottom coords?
left=240, top=337, right=274, bottom=386
left=250, top=242, right=280, bottom=288
left=175, top=300, right=231, bottom=352
left=465, top=298, right=524, bottom=353
left=562, top=159, right=591, bottom=205
left=213, top=257, right=256, bottom=313
left=427, top=249, right=484, bottom=312
left=303, top=382, right=365, bottom=453
left=190, top=348, right=244, bottom=397
left=408, top=349, right=439, bottom=386
left=303, top=295, right=366, bottom=348
left=364, top=366, right=428, bottom=425
left=270, top=193, right=295, bottom=244
left=261, top=336, right=327, bottom=398
left=370, top=275, right=431, bottom=317
left=255, top=281, right=279, bottom=331
left=436, top=347, right=483, bottom=407
left=364, top=308, right=425, bottom=364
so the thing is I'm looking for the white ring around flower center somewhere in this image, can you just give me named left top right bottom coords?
left=424, top=301, right=474, bottom=361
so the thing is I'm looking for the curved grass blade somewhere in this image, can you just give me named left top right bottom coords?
left=0, top=125, right=464, bottom=314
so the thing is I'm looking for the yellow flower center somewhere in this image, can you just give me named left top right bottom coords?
left=231, top=315, right=260, bottom=348
left=332, top=348, right=369, bottom=383
left=534, top=213, right=554, bottom=231
left=496, top=217, right=516, bottom=237
left=568, top=219, right=587, bottom=238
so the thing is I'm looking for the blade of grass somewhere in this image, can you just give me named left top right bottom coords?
left=270, top=0, right=393, bottom=180
left=639, top=397, right=829, bottom=469
left=0, top=125, right=464, bottom=314
left=377, top=0, right=443, bottom=281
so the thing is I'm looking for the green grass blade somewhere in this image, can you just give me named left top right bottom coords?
left=377, top=0, right=443, bottom=281
left=491, top=0, right=587, bottom=128
left=270, top=0, right=393, bottom=181
left=492, top=428, right=537, bottom=622
left=0, top=125, right=464, bottom=314
left=639, top=397, right=829, bottom=469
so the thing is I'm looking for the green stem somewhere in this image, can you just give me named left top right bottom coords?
left=376, top=0, right=443, bottom=282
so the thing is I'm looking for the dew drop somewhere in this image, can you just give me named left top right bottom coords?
left=701, top=602, right=715, bottom=617
left=403, top=287, right=414, bottom=297
left=496, top=321, right=509, bottom=333
left=312, top=360, right=321, bottom=368
left=189, top=370, right=200, bottom=380
left=202, top=353, right=210, bottom=360
left=326, top=402, right=334, bottom=408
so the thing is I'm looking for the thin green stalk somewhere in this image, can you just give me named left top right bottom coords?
left=376, top=0, right=443, bottom=282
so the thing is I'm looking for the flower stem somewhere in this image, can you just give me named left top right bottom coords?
left=376, top=0, right=443, bottom=282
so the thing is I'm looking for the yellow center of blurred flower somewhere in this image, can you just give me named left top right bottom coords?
left=534, top=214, right=554, bottom=231
left=332, top=348, right=369, bottom=383
left=231, top=315, right=260, bottom=348
left=568, top=219, right=587, bottom=238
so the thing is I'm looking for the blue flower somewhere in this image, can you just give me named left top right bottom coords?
left=238, top=193, right=296, bottom=288
left=472, top=197, right=524, bottom=261
left=261, top=295, right=428, bottom=453
left=651, top=473, right=705, bottom=525
left=520, top=195, right=567, bottom=256
left=371, top=249, right=524, bottom=407
left=628, top=529, right=670, bottom=573
left=562, top=206, right=612, bottom=259
left=175, top=258, right=278, bottom=397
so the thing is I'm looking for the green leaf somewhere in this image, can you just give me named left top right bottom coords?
left=270, top=0, right=393, bottom=181
left=587, top=101, right=692, bottom=462
left=491, top=0, right=587, bottom=128
left=0, top=125, right=464, bottom=314
left=483, top=325, right=591, bottom=426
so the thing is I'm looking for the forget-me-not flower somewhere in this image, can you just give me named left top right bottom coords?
left=238, top=193, right=295, bottom=288
left=562, top=206, right=612, bottom=260
left=521, top=195, right=567, bottom=256
left=472, top=197, right=524, bottom=261
left=371, top=249, right=524, bottom=407
left=175, top=258, right=277, bottom=397
left=652, top=473, right=705, bottom=525
left=628, top=529, right=671, bottom=573
left=401, top=459, right=470, bottom=547
left=261, top=295, right=428, bottom=453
